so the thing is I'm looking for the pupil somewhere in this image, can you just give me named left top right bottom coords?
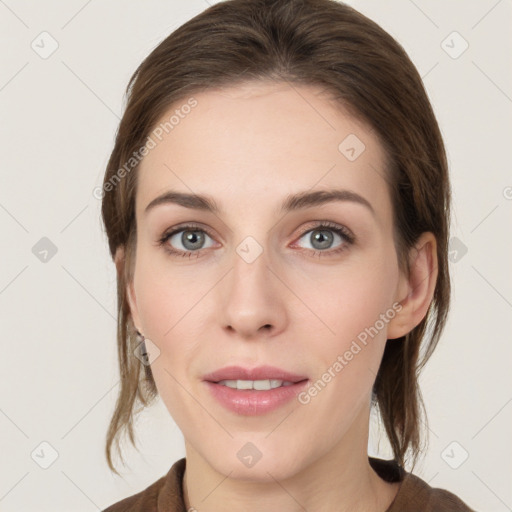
left=183, top=230, right=204, bottom=249
left=313, top=230, right=332, bottom=249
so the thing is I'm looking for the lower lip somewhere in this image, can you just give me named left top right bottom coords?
left=204, top=380, right=309, bottom=416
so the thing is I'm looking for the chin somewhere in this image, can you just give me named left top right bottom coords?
left=206, top=443, right=307, bottom=482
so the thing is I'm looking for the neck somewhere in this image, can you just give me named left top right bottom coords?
left=181, top=408, right=399, bottom=512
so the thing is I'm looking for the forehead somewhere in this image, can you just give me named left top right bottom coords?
left=136, top=81, right=391, bottom=221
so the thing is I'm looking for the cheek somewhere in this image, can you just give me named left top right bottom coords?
left=133, top=260, right=199, bottom=422
left=296, top=250, right=398, bottom=344
left=135, top=275, right=175, bottom=339
left=292, top=246, right=399, bottom=403
left=133, top=249, right=202, bottom=338
left=292, top=262, right=398, bottom=430
left=132, top=250, right=205, bottom=380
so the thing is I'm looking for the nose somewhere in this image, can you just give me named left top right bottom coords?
left=217, top=241, right=288, bottom=340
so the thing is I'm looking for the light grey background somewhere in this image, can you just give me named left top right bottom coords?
left=0, top=1, right=510, bottom=510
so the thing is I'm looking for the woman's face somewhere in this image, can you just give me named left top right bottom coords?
left=124, top=81, right=411, bottom=480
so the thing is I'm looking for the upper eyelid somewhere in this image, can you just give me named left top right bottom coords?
left=163, top=223, right=216, bottom=241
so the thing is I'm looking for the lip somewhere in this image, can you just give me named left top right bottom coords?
left=204, top=380, right=309, bottom=416
left=202, top=365, right=309, bottom=416
left=202, top=365, right=308, bottom=383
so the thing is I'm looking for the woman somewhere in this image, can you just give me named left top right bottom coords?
left=100, top=0, right=476, bottom=510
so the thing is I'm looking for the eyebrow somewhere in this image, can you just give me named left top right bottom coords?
left=144, top=188, right=375, bottom=217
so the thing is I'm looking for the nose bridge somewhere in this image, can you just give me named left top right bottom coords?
left=230, top=233, right=274, bottom=306
left=218, top=232, right=286, bottom=336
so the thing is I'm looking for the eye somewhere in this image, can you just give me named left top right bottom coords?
left=293, top=221, right=354, bottom=257
left=158, top=221, right=355, bottom=259
left=158, top=224, right=216, bottom=258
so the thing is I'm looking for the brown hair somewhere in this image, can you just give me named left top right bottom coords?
left=101, top=0, right=450, bottom=475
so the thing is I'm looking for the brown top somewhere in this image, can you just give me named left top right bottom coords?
left=103, top=457, right=476, bottom=512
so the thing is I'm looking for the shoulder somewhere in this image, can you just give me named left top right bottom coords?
left=369, top=457, right=477, bottom=512
left=102, top=458, right=187, bottom=512
left=103, top=476, right=165, bottom=512
left=102, top=475, right=166, bottom=512
left=392, top=471, right=477, bottom=511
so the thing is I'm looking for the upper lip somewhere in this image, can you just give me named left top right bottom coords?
left=203, top=365, right=308, bottom=383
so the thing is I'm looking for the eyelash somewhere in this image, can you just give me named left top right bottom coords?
left=157, top=221, right=355, bottom=259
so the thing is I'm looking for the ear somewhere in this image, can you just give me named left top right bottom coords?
left=387, top=232, right=438, bottom=340
left=115, top=246, right=142, bottom=334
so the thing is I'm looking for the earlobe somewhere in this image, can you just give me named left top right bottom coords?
left=387, top=232, right=438, bottom=340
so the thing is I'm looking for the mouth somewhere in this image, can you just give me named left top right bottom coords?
left=213, top=378, right=304, bottom=390
left=202, top=365, right=309, bottom=415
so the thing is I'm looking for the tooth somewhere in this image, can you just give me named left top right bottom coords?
left=237, top=380, right=253, bottom=390
left=253, top=379, right=271, bottom=390
left=218, top=379, right=238, bottom=389
left=216, top=379, right=295, bottom=390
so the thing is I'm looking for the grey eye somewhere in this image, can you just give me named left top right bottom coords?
left=169, top=229, right=214, bottom=252
left=297, top=228, right=343, bottom=251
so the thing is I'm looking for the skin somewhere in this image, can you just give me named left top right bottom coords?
left=116, top=80, right=438, bottom=512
